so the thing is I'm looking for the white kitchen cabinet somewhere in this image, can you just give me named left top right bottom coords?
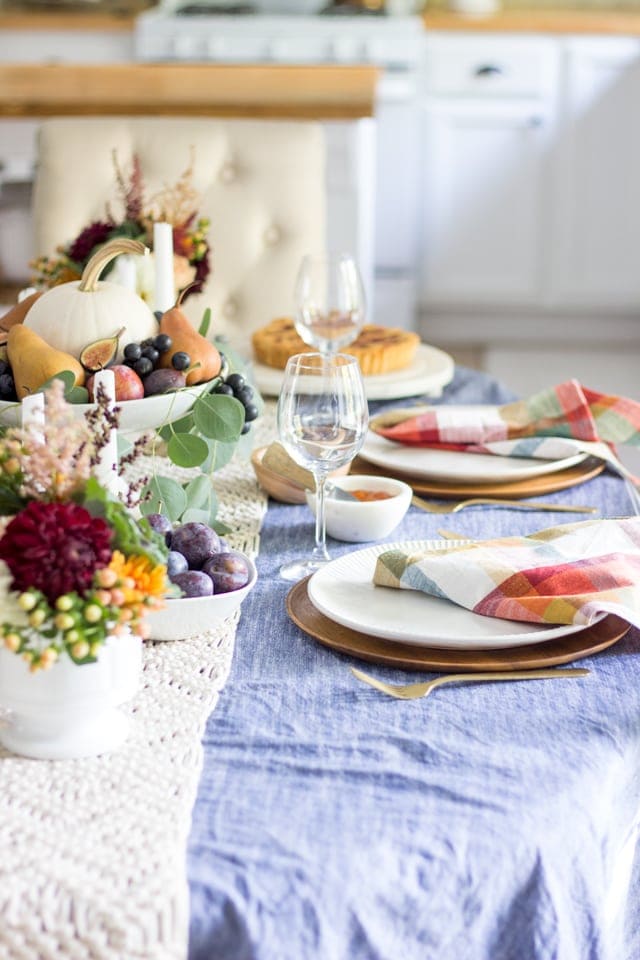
left=549, top=36, right=640, bottom=310
left=418, top=32, right=640, bottom=399
left=418, top=34, right=560, bottom=307
left=419, top=97, right=552, bottom=304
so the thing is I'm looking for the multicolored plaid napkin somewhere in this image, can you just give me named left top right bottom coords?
left=373, top=518, right=640, bottom=628
left=371, top=380, right=640, bottom=472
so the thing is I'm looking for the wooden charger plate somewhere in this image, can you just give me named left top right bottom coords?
left=286, top=577, right=629, bottom=672
left=349, top=455, right=605, bottom=500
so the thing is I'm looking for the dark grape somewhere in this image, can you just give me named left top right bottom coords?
left=172, top=571, right=214, bottom=598
left=153, top=333, right=172, bottom=354
left=235, top=385, right=254, bottom=405
left=0, top=372, right=16, bottom=399
left=141, top=346, right=160, bottom=364
left=213, top=382, right=234, bottom=396
left=167, top=550, right=188, bottom=578
left=202, top=551, right=250, bottom=593
left=0, top=359, right=9, bottom=376
left=243, top=403, right=259, bottom=423
left=241, top=422, right=251, bottom=435
left=133, top=356, right=154, bottom=377
left=124, top=342, right=142, bottom=361
left=154, top=311, right=164, bottom=323
left=226, top=373, right=245, bottom=392
left=171, top=351, right=191, bottom=371
left=141, top=337, right=154, bottom=348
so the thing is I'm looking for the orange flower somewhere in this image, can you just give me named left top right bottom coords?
left=107, top=550, right=167, bottom=607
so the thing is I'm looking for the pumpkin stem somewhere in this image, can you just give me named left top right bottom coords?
left=79, top=239, right=149, bottom=293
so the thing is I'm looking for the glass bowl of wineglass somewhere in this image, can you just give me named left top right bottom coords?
left=277, top=352, right=369, bottom=581
left=293, top=253, right=366, bottom=356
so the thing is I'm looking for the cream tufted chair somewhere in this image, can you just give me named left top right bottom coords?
left=31, top=116, right=326, bottom=352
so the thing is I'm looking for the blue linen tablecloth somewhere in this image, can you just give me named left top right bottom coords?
left=187, top=367, right=640, bottom=960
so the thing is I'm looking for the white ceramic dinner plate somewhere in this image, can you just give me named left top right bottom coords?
left=307, top=540, right=602, bottom=650
left=252, top=343, right=455, bottom=401
left=359, top=421, right=588, bottom=484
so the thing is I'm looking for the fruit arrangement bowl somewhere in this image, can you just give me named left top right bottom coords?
left=147, top=554, right=257, bottom=641
left=0, top=378, right=215, bottom=434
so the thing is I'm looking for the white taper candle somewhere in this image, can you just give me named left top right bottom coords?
left=21, top=392, right=46, bottom=434
left=153, top=221, right=175, bottom=314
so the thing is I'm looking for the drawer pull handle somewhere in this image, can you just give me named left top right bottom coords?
left=474, top=64, right=503, bottom=78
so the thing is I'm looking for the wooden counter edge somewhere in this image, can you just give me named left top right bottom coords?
left=0, top=63, right=379, bottom=120
left=423, top=10, right=640, bottom=37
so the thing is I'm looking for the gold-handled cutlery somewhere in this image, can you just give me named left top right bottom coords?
left=411, top=495, right=597, bottom=515
left=351, top=667, right=591, bottom=701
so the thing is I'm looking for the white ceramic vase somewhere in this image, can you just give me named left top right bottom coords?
left=0, top=633, right=142, bottom=760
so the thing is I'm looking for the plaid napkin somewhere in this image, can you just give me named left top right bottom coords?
left=371, top=380, right=640, bottom=474
left=373, top=518, right=640, bottom=629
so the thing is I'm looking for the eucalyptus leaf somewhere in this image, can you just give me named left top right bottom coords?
left=213, top=519, right=233, bottom=536
left=67, top=385, right=89, bottom=404
left=180, top=507, right=214, bottom=526
left=198, top=307, right=212, bottom=338
left=202, top=438, right=237, bottom=473
left=184, top=474, right=215, bottom=511
left=38, top=370, right=77, bottom=397
left=193, top=393, right=244, bottom=442
left=158, top=412, right=194, bottom=442
left=167, top=432, right=210, bottom=468
left=141, top=476, right=188, bottom=521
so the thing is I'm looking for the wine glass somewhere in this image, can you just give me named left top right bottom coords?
left=293, top=253, right=366, bottom=356
left=277, top=352, right=369, bottom=581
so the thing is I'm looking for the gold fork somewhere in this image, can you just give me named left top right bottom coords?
left=411, top=495, right=597, bottom=515
left=351, top=666, right=590, bottom=700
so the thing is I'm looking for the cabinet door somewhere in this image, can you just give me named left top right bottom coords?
left=419, top=98, right=552, bottom=305
left=550, top=38, right=640, bottom=309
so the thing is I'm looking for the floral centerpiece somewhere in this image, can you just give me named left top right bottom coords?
left=30, top=150, right=211, bottom=304
left=0, top=380, right=170, bottom=673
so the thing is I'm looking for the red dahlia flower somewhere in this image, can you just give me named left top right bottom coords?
left=67, top=221, right=114, bottom=264
left=0, top=502, right=113, bottom=604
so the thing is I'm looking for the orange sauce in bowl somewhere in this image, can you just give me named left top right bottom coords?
left=351, top=489, right=393, bottom=502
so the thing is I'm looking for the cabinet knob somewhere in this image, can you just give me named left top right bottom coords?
left=474, top=64, right=503, bottom=78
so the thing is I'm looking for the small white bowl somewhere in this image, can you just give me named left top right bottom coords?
left=146, top=556, right=258, bottom=641
left=305, top=475, right=412, bottom=543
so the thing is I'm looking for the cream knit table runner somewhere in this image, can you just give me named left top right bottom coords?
left=0, top=453, right=268, bottom=960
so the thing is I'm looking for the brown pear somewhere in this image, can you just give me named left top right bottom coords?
left=7, top=325, right=85, bottom=400
left=0, top=291, right=43, bottom=333
left=158, top=286, right=222, bottom=386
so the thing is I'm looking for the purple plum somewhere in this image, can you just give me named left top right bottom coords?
left=167, top=550, right=188, bottom=579
left=146, top=512, right=173, bottom=546
left=172, top=570, right=214, bottom=598
left=170, top=522, right=221, bottom=569
left=201, top=551, right=250, bottom=594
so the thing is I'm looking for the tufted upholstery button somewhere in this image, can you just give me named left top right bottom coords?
left=222, top=298, right=238, bottom=319
left=263, top=224, right=281, bottom=247
left=219, top=162, right=238, bottom=184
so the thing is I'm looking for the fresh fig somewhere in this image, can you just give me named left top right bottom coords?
left=143, top=368, right=187, bottom=397
left=80, top=327, right=125, bottom=372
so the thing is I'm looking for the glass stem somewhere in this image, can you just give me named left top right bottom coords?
left=311, top=471, right=331, bottom=564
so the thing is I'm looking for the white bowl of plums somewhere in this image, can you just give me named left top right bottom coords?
left=144, top=517, right=257, bottom=641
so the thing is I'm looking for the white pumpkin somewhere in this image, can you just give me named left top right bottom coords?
left=24, top=238, right=158, bottom=362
